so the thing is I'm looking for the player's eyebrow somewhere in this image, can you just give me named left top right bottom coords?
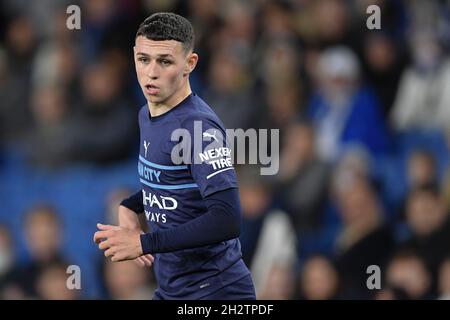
left=156, top=54, right=174, bottom=59
left=135, top=52, right=174, bottom=59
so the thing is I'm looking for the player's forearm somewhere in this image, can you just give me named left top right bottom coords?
left=140, top=188, right=241, bottom=254
left=118, top=190, right=144, bottom=230
left=118, top=205, right=142, bottom=230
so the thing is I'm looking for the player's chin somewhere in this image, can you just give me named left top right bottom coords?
left=145, top=93, right=163, bottom=102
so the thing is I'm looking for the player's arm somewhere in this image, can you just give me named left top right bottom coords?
left=108, top=191, right=153, bottom=267
left=140, top=187, right=241, bottom=254
left=94, top=188, right=240, bottom=261
left=118, top=191, right=144, bottom=230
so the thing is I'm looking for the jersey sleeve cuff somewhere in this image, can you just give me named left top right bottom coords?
left=140, top=233, right=153, bottom=255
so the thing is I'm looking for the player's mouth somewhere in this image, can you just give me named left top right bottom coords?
left=145, top=84, right=160, bottom=95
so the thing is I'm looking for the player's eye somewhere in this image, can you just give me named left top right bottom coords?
left=160, top=59, right=172, bottom=66
left=138, top=57, right=149, bottom=64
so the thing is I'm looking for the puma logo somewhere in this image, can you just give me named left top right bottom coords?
left=202, top=130, right=219, bottom=143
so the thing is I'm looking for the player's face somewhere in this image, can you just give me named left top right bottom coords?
left=134, top=36, right=197, bottom=106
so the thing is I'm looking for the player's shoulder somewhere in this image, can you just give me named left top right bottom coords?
left=138, top=104, right=148, bottom=122
left=174, top=93, right=225, bottom=131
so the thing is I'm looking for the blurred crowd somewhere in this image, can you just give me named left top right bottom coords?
left=1, top=0, right=450, bottom=299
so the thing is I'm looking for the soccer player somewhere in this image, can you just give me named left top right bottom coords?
left=93, top=12, right=256, bottom=300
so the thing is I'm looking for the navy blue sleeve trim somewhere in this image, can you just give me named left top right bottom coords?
left=120, top=191, right=144, bottom=214
left=140, top=187, right=241, bottom=254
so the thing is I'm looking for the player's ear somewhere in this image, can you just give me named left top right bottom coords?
left=184, top=52, right=198, bottom=75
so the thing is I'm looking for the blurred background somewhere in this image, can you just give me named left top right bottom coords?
left=0, top=0, right=450, bottom=300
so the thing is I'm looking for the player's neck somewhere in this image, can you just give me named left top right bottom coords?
left=148, top=82, right=192, bottom=117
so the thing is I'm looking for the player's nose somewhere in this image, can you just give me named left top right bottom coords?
left=146, top=61, right=159, bottom=79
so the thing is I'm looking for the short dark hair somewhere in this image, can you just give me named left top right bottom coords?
left=136, top=12, right=194, bottom=53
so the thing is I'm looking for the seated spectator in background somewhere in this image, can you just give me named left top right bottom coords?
left=258, top=82, right=303, bottom=131
left=392, top=149, right=440, bottom=214
left=64, top=57, right=137, bottom=164
left=14, top=204, right=72, bottom=298
left=275, top=121, right=330, bottom=234
left=293, top=0, right=354, bottom=49
left=400, top=184, right=450, bottom=278
left=437, top=257, right=450, bottom=300
left=35, top=261, right=79, bottom=300
left=27, top=53, right=136, bottom=168
left=386, top=250, right=433, bottom=299
left=237, top=166, right=296, bottom=299
left=442, top=147, right=450, bottom=210
left=103, top=259, right=155, bottom=300
left=31, top=40, right=79, bottom=99
left=258, top=263, right=295, bottom=300
left=255, top=40, right=303, bottom=130
left=0, top=225, right=25, bottom=299
left=307, top=46, right=390, bottom=162
left=203, top=48, right=257, bottom=130
left=374, top=286, right=410, bottom=300
left=0, top=225, right=14, bottom=281
left=390, top=29, right=450, bottom=132
left=333, top=145, right=374, bottom=191
left=238, top=168, right=272, bottom=268
left=362, top=32, right=406, bottom=119
left=26, top=85, right=71, bottom=168
left=333, top=175, right=394, bottom=299
left=297, top=255, right=341, bottom=300
left=0, top=15, right=36, bottom=145
left=259, top=40, right=300, bottom=86
left=407, top=150, right=438, bottom=190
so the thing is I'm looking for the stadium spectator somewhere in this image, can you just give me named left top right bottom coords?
left=307, top=46, right=390, bottom=162
left=65, top=58, right=137, bottom=164
left=237, top=167, right=296, bottom=299
left=437, top=257, right=450, bottom=300
left=297, top=255, right=341, bottom=300
left=35, top=261, right=79, bottom=300
left=103, top=259, right=155, bottom=300
left=258, top=263, right=295, bottom=300
left=0, top=15, right=36, bottom=145
left=399, top=185, right=450, bottom=277
left=407, top=150, right=438, bottom=190
left=361, top=32, right=406, bottom=118
left=385, top=250, right=433, bottom=299
left=391, top=30, right=450, bottom=132
left=333, top=175, right=394, bottom=298
left=276, top=121, right=330, bottom=234
left=15, top=205, right=72, bottom=298
left=0, top=225, right=25, bottom=299
left=203, top=48, right=256, bottom=130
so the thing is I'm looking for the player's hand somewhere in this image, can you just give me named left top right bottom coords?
left=93, top=223, right=144, bottom=262
left=133, top=254, right=154, bottom=268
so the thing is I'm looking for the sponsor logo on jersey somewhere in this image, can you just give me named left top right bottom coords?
left=142, top=190, right=177, bottom=210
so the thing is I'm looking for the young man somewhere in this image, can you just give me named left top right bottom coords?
left=93, top=12, right=256, bottom=300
